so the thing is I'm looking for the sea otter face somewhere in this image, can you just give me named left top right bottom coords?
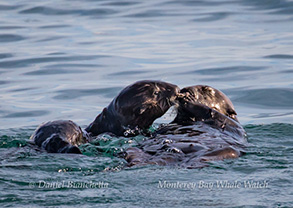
left=179, top=85, right=238, bottom=121
left=115, top=80, right=180, bottom=126
left=85, top=80, right=180, bottom=137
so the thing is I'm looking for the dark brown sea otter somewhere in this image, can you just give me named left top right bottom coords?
left=123, top=86, right=247, bottom=168
left=180, top=85, right=238, bottom=121
left=30, top=120, right=89, bottom=154
left=85, top=80, right=180, bottom=137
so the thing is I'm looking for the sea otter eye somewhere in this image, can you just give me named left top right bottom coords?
left=154, top=91, right=160, bottom=95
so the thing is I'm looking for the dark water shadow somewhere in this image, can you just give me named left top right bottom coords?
left=35, top=36, right=65, bottom=42
left=0, top=53, right=13, bottom=59
left=3, top=110, right=50, bottom=118
left=0, top=55, right=105, bottom=68
left=108, top=70, right=151, bottom=76
left=124, top=10, right=173, bottom=18
left=0, top=80, right=10, bottom=85
left=264, top=54, right=293, bottom=59
left=181, top=66, right=266, bottom=75
left=252, top=112, right=293, bottom=119
left=24, top=69, right=87, bottom=76
left=38, top=24, right=71, bottom=29
left=229, top=88, right=293, bottom=109
left=0, top=34, right=25, bottom=42
left=0, top=26, right=25, bottom=30
left=24, top=63, right=102, bottom=75
left=8, top=87, right=36, bottom=92
left=281, top=70, right=293, bottom=74
left=193, top=12, right=231, bottom=22
left=0, top=4, right=23, bottom=11
left=19, top=6, right=116, bottom=17
left=239, top=0, right=293, bottom=16
left=201, top=73, right=256, bottom=82
left=167, top=0, right=236, bottom=7
left=53, top=87, right=121, bottom=100
left=102, top=1, right=140, bottom=6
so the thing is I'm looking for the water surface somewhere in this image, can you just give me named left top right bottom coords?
left=0, top=0, right=292, bottom=207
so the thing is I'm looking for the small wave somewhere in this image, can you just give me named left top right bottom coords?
left=3, top=110, right=50, bottom=118
left=193, top=12, right=231, bottom=22
left=231, top=88, right=293, bottom=109
left=53, top=87, right=122, bottom=100
left=0, top=4, right=22, bottom=11
left=0, top=53, right=13, bottom=59
left=24, top=68, right=86, bottom=76
left=0, top=55, right=105, bottom=68
left=0, top=34, right=25, bottom=42
left=19, top=6, right=116, bottom=17
left=182, top=66, right=266, bottom=75
left=264, top=54, right=293, bottom=59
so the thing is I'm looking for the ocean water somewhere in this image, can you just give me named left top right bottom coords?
left=0, top=0, right=292, bottom=207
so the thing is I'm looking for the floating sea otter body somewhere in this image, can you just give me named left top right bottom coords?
left=30, top=120, right=88, bottom=154
left=85, top=80, right=180, bottom=137
left=30, top=81, right=247, bottom=169
left=180, top=85, right=238, bottom=121
left=124, top=85, right=247, bottom=168
left=31, top=80, right=180, bottom=153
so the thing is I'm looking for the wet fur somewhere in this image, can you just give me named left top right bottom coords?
left=180, top=85, right=238, bottom=121
left=31, top=120, right=88, bottom=154
left=85, top=80, right=179, bottom=137
left=123, top=86, right=247, bottom=168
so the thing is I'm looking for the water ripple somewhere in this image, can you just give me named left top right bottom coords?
left=53, top=87, right=122, bottom=100
left=231, top=88, right=293, bottom=109
left=264, top=54, right=293, bottom=59
left=19, top=6, right=116, bottom=17
left=252, top=112, right=293, bottom=119
left=0, top=26, right=25, bottom=30
left=168, top=0, right=234, bottom=7
left=182, top=66, right=266, bottom=75
left=0, top=80, right=9, bottom=85
left=0, top=4, right=22, bottom=11
left=193, top=12, right=231, bottom=22
left=0, top=34, right=25, bottom=42
left=3, top=110, right=50, bottom=118
left=108, top=70, right=151, bottom=77
left=0, top=55, right=105, bottom=68
left=0, top=53, right=13, bottom=59
left=24, top=68, right=86, bottom=76
left=0, top=0, right=292, bottom=207
left=103, top=1, right=140, bottom=6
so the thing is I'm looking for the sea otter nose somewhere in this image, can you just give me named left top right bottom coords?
left=176, top=92, right=185, bottom=99
left=167, top=85, right=181, bottom=104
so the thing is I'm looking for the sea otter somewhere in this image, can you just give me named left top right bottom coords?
left=123, top=86, right=247, bottom=168
left=30, top=80, right=179, bottom=154
left=85, top=80, right=180, bottom=137
left=30, top=120, right=89, bottom=154
left=180, top=85, right=238, bottom=121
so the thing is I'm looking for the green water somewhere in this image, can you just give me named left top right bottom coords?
left=1, top=124, right=292, bottom=207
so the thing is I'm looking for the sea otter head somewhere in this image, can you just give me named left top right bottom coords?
left=179, top=85, right=238, bottom=121
left=85, top=80, right=180, bottom=137
left=114, top=80, right=180, bottom=129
